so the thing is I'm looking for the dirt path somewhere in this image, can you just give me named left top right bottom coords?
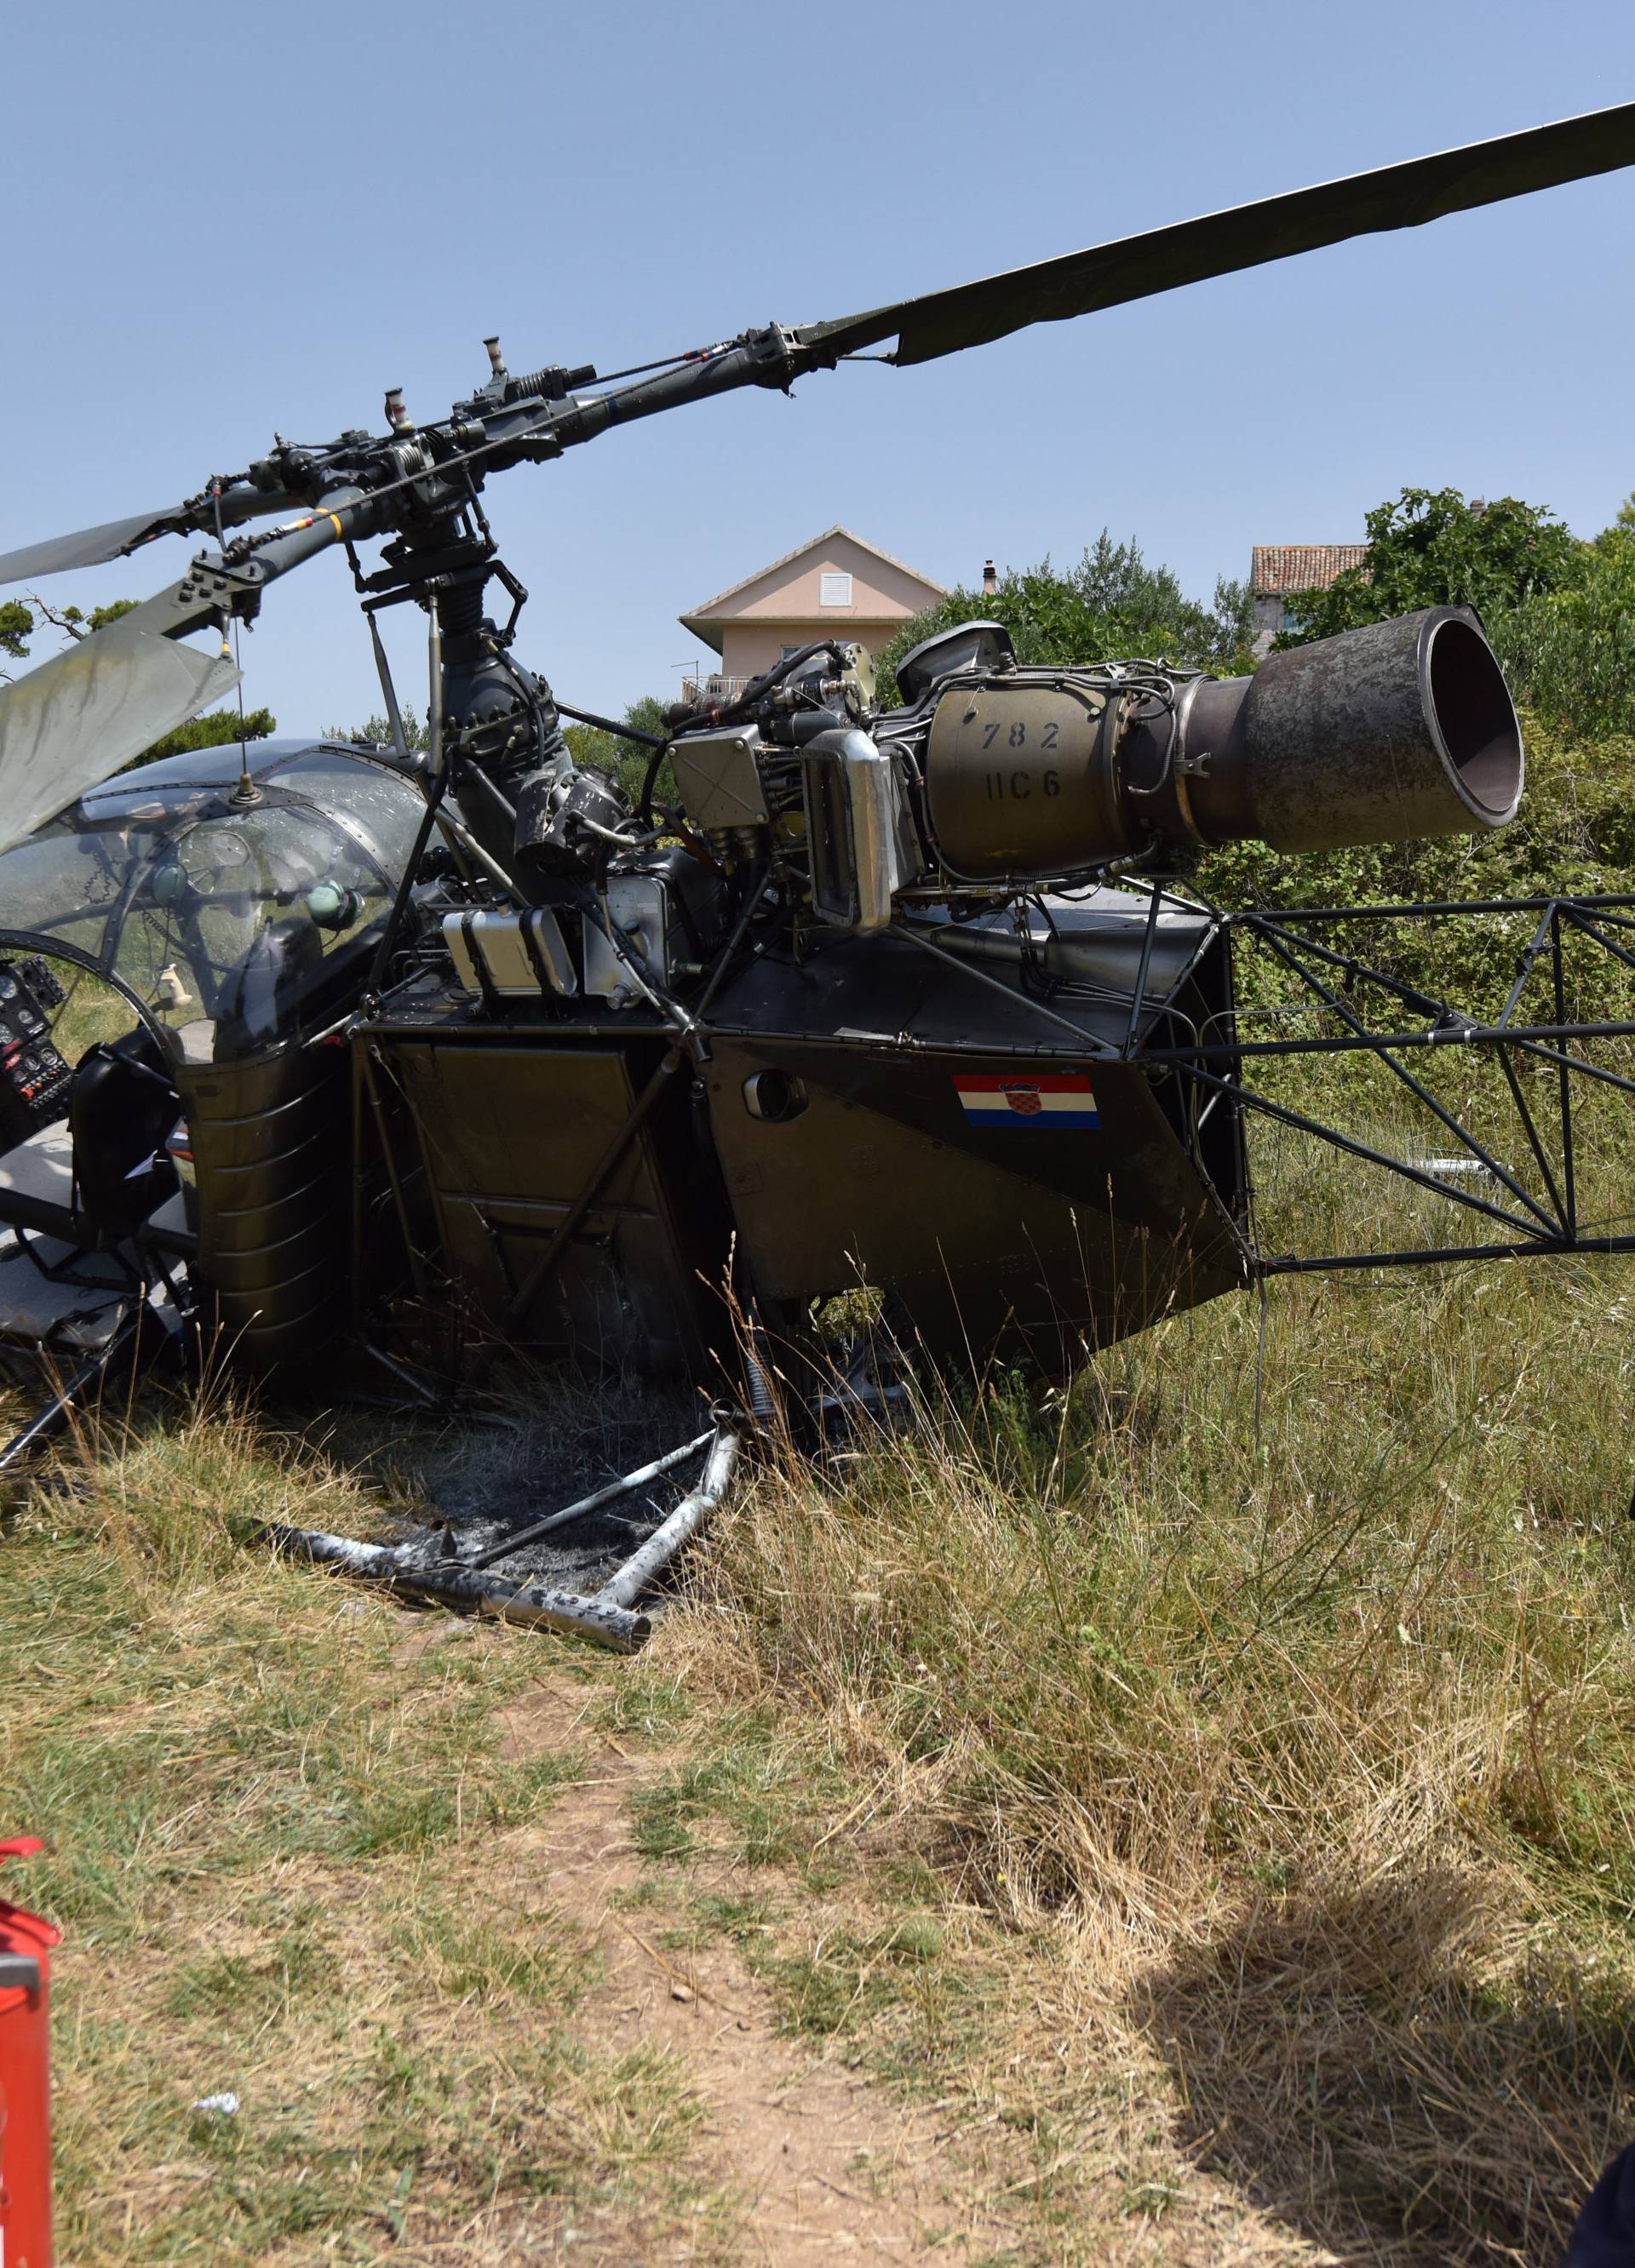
left=498, top=1678, right=1018, bottom=2265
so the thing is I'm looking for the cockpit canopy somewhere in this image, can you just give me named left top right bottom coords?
left=0, top=739, right=424, bottom=1062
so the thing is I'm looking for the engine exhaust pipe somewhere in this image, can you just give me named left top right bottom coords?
left=922, top=605, right=1524, bottom=879
left=1171, top=604, right=1524, bottom=852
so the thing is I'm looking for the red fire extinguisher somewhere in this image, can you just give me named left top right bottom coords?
left=0, top=1838, right=59, bottom=2268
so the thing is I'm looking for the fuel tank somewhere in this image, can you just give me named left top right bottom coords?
left=176, top=1041, right=352, bottom=1368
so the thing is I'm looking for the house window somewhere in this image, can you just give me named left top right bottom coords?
left=819, top=572, right=852, bottom=607
left=1280, top=605, right=1305, bottom=634
left=782, top=644, right=804, bottom=658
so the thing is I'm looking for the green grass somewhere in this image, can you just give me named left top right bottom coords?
left=628, top=1716, right=829, bottom=1869
left=35, top=964, right=139, bottom=1065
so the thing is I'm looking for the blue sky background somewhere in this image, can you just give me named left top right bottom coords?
left=3, top=0, right=1634, bottom=730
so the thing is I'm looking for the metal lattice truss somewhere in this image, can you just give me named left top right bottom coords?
left=1147, top=894, right=1635, bottom=1276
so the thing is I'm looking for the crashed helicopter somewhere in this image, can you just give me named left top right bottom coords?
left=1, top=102, right=1634, bottom=1643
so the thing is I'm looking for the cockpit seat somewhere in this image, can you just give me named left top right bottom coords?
left=0, top=1124, right=141, bottom=1353
left=213, top=917, right=326, bottom=1060
left=0, top=1029, right=191, bottom=1355
left=69, top=1029, right=180, bottom=1235
left=0, top=1026, right=180, bottom=1250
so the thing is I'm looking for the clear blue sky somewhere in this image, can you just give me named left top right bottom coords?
left=3, top=0, right=1634, bottom=732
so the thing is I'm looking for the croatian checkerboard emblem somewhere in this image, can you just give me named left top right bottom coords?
left=954, top=1074, right=1099, bottom=1127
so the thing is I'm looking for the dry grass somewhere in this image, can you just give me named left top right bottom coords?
left=0, top=1391, right=733, bottom=2265
left=7, top=1106, right=1635, bottom=2259
left=657, top=1214, right=1635, bottom=2261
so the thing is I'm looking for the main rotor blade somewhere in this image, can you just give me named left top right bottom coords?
left=797, top=100, right=1635, bottom=366
left=0, top=484, right=285, bottom=587
left=0, top=621, right=239, bottom=854
left=0, top=509, right=193, bottom=587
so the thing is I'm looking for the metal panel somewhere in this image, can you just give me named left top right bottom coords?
left=704, top=1034, right=1244, bottom=1370
left=380, top=1042, right=708, bottom=1374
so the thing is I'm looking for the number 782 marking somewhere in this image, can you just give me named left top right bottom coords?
left=980, top=720, right=1060, bottom=751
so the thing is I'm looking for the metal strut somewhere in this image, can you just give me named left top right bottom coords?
left=259, top=1421, right=741, bottom=1653
left=0, top=1305, right=164, bottom=1484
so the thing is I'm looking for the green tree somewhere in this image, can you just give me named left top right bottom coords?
left=0, top=592, right=274, bottom=760
left=1276, top=486, right=1583, bottom=645
left=325, top=704, right=433, bottom=753
left=0, top=600, right=32, bottom=666
left=8, top=594, right=140, bottom=652
left=82, top=598, right=136, bottom=634
left=1500, top=499, right=1635, bottom=740
left=1276, top=481, right=1635, bottom=743
left=141, top=706, right=277, bottom=763
left=874, top=535, right=1254, bottom=706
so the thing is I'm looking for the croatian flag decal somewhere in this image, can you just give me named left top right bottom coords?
left=954, top=1074, right=1099, bottom=1128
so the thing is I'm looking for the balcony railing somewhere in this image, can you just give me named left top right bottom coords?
left=680, top=673, right=750, bottom=707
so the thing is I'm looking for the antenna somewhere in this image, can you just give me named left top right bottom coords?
left=209, top=478, right=261, bottom=810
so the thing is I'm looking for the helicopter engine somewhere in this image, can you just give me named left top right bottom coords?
left=909, top=604, right=1523, bottom=884
left=663, top=603, right=1523, bottom=922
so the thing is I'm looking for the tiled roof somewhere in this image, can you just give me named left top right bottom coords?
left=1251, top=543, right=1368, bottom=595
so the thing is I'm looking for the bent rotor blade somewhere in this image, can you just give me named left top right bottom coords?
left=0, top=508, right=192, bottom=587
left=0, top=485, right=285, bottom=587
left=797, top=100, right=1635, bottom=365
left=0, top=622, right=239, bottom=854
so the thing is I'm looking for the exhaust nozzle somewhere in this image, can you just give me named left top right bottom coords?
left=1177, top=604, right=1524, bottom=853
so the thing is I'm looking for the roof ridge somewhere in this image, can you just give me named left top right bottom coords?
left=681, top=525, right=947, bottom=619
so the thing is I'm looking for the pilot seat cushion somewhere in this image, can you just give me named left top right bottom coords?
left=70, top=1028, right=180, bottom=1235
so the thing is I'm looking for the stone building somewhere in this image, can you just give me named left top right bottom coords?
left=1249, top=542, right=1368, bottom=656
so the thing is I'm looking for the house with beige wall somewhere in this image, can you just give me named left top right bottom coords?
left=679, top=527, right=946, bottom=701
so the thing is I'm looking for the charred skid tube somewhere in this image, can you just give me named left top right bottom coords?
left=261, top=1522, right=653, bottom=1651
left=256, top=1423, right=741, bottom=1652
left=921, top=606, right=1523, bottom=881
left=595, top=1429, right=739, bottom=1608
left=460, top=1429, right=715, bottom=1570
